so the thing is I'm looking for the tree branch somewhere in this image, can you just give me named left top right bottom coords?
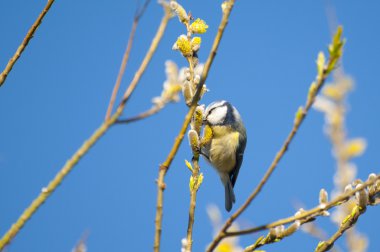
left=105, top=0, right=151, bottom=120
left=185, top=159, right=202, bottom=251
left=116, top=104, right=163, bottom=124
left=207, top=27, right=345, bottom=252
left=315, top=212, right=363, bottom=252
left=153, top=1, right=236, bottom=251
left=0, top=6, right=171, bottom=250
left=225, top=174, right=379, bottom=238
left=242, top=174, right=379, bottom=252
left=0, top=0, right=55, bottom=87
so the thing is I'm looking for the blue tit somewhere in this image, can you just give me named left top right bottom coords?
left=201, top=100, right=247, bottom=212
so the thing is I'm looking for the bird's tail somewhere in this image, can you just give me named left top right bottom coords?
left=224, top=179, right=236, bottom=212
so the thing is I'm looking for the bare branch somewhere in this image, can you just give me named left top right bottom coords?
left=225, top=174, right=379, bottom=238
left=153, top=1, right=236, bottom=251
left=207, top=26, right=345, bottom=252
left=0, top=0, right=55, bottom=87
left=0, top=6, right=171, bottom=250
left=116, top=104, right=163, bottom=124
left=105, top=0, right=151, bottom=120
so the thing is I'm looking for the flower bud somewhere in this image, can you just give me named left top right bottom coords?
left=175, top=35, right=192, bottom=57
left=187, top=129, right=199, bottom=155
left=182, top=81, right=194, bottom=106
left=319, top=188, right=328, bottom=205
left=170, top=1, right=189, bottom=23
left=368, top=173, right=377, bottom=181
left=274, top=225, right=285, bottom=237
left=191, top=37, right=202, bottom=52
left=355, top=184, right=369, bottom=209
left=283, top=221, right=301, bottom=237
left=344, top=138, right=367, bottom=159
left=192, top=106, right=204, bottom=133
left=295, top=208, right=305, bottom=217
left=189, top=18, right=208, bottom=34
left=344, top=184, right=353, bottom=193
left=294, top=106, right=305, bottom=125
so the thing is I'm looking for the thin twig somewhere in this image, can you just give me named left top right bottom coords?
left=244, top=175, right=380, bottom=252
left=0, top=0, right=55, bottom=87
left=315, top=205, right=365, bottom=252
left=119, top=9, right=171, bottom=108
left=116, top=104, right=163, bottom=124
left=225, top=174, right=379, bottom=238
left=154, top=89, right=199, bottom=252
left=104, top=19, right=137, bottom=120
left=0, top=7, right=171, bottom=250
left=135, top=0, right=152, bottom=20
left=207, top=27, right=345, bottom=251
left=301, top=216, right=341, bottom=252
left=153, top=2, right=236, bottom=251
left=105, top=0, right=151, bottom=121
left=185, top=36, right=200, bottom=252
left=186, top=159, right=201, bottom=251
left=244, top=218, right=311, bottom=252
left=0, top=115, right=116, bottom=250
left=319, top=69, right=366, bottom=251
left=294, top=202, right=330, bottom=240
left=186, top=192, right=198, bottom=250
left=72, top=230, right=90, bottom=252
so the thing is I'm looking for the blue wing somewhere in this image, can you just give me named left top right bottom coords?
left=230, top=132, right=246, bottom=187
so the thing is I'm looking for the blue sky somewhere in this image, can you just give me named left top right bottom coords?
left=1, top=1, right=379, bottom=251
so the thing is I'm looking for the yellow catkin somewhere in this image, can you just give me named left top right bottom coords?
left=176, top=36, right=192, bottom=56
left=190, top=18, right=209, bottom=34
left=201, top=125, right=213, bottom=147
left=191, top=37, right=202, bottom=51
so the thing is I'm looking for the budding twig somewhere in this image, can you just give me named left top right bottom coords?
left=0, top=5, right=171, bottom=250
left=207, top=26, right=345, bottom=252
left=105, top=0, right=151, bottom=121
left=224, top=174, right=379, bottom=239
left=154, top=1, right=236, bottom=251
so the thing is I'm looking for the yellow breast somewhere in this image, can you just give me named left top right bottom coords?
left=208, top=126, right=240, bottom=173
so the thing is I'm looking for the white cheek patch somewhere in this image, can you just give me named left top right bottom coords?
left=205, top=101, right=226, bottom=116
left=232, top=107, right=241, bottom=121
left=210, top=100, right=226, bottom=109
left=208, top=106, right=227, bottom=125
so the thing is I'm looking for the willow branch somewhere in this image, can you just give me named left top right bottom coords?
left=153, top=2, right=236, bottom=251
left=186, top=192, right=198, bottom=251
left=244, top=219, right=310, bottom=252
left=116, top=104, right=163, bottom=124
left=0, top=7, right=171, bottom=250
left=316, top=209, right=365, bottom=252
left=0, top=115, right=116, bottom=250
left=207, top=27, right=345, bottom=252
left=224, top=174, right=379, bottom=238
left=300, top=212, right=340, bottom=252
left=185, top=58, right=201, bottom=251
left=186, top=159, right=201, bottom=251
left=314, top=181, right=377, bottom=252
left=105, top=0, right=151, bottom=120
left=315, top=217, right=363, bottom=252
left=0, top=0, right=55, bottom=87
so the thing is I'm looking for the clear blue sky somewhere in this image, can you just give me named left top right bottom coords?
left=1, top=1, right=379, bottom=251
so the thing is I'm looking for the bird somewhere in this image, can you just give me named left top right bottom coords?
left=201, top=100, right=247, bottom=211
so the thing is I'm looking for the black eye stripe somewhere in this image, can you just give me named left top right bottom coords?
left=208, top=107, right=216, bottom=115
left=207, top=102, right=226, bottom=116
